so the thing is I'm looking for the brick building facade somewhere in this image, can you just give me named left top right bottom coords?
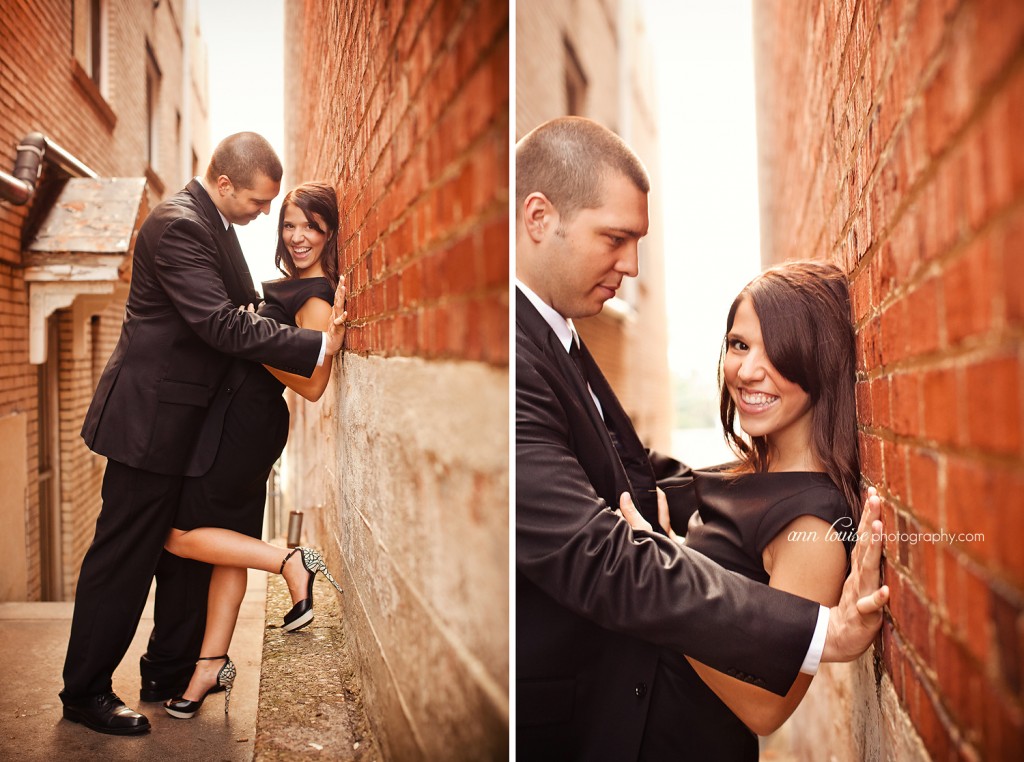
left=0, top=0, right=208, bottom=602
left=279, top=1, right=508, bottom=758
left=755, top=0, right=1024, bottom=759
left=515, top=0, right=673, bottom=451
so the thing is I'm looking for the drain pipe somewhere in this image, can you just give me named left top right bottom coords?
left=0, top=133, right=99, bottom=205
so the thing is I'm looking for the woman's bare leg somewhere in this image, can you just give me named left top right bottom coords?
left=180, top=565, right=245, bottom=702
left=165, top=527, right=315, bottom=605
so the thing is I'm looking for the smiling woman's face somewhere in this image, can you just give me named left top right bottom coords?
left=281, top=203, right=327, bottom=274
left=723, top=296, right=813, bottom=445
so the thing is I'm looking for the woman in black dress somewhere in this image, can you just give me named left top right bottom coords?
left=161, top=182, right=344, bottom=718
left=620, top=261, right=861, bottom=759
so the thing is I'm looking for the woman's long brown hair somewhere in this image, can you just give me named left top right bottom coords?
left=718, top=261, right=861, bottom=518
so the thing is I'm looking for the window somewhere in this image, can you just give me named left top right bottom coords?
left=72, top=0, right=105, bottom=90
left=564, top=37, right=588, bottom=115
left=145, top=44, right=162, bottom=171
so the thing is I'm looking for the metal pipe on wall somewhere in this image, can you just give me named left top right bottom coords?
left=0, top=132, right=98, bottom=206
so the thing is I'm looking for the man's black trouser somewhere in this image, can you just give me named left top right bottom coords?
left=60, top=459, right=211, bottom=701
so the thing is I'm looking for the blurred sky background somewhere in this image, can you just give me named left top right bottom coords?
left=642, top=0, right=762, bottom=462
left=197, top=0, right=285, bottom=287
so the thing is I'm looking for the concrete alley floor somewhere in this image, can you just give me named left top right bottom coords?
left=0, top=561, right=381, bottom=762
left=0, top=570, right=267, bottom=761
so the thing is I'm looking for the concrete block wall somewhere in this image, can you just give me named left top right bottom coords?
left=754, top=0, right=1024, bottom=758
left=0, top=0, right=206, bottom=599
left=282, top=1, right=508, bottom=758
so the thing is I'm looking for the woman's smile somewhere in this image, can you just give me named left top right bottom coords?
left=736, top=388, right=780, bottom=414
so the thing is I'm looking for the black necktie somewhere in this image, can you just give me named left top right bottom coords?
left=569, top=336, right=589, bottom=385
left=570, top=334, right=622, bottom=452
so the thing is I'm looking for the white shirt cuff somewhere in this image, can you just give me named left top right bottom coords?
left=799, top=605, right=829, bottom=675
left=317, top=333, right=327, bottom=367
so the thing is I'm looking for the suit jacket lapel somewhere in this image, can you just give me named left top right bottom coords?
left=185, top=179, right=260, bottom=305
left=517, top=288, right=658, bottom=523
left=517, top=289, right=607, bottom=434
left=578, top=341, right=661, bottom=522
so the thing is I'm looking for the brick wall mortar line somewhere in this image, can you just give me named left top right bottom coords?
left=853, top=329, right=1024, bottom=381
left=888, top=622, right=983, bottom=757
left=851, top=191, right=1024, bottom=330
left=346, top=192, right=506, bottom=303
left=859, top=426, right=1024, bottom=471
left=341, top=13, right=507, bottom=269
left=845, top=21, right=1024, bottom=286
left=339, top=0, right=476, bottom=203
left=796, top=0, right=903, bottom=263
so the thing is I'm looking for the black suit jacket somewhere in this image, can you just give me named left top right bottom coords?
left=516, top=287, right=821, bottom=760
left=82, top=179, right=322, bottom=476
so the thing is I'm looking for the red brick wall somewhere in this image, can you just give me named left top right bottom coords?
left=285, top=0, right=508, bottom=366
left=0, top=0, right=204, bottom=599
left=755, top=0, right=1024, bottom=758
left=282, top=2, right=509, bottom=757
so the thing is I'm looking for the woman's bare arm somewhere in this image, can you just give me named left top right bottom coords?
left=263, top=296, right=336, bottom=401
left=685, top=513, right=847, bottom=735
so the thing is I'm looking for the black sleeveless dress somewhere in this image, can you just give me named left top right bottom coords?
left=173, top=276, right=335, bottom=538
left=653, top=468, right=853, bottom=761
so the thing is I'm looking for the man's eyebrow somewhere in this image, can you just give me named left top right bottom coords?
left=603, top=226, right=645, bottom=238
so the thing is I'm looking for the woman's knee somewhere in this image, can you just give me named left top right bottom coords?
left=164, top=527, right=188, bottom=555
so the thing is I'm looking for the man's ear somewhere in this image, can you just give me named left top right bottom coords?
left=522, top=192, right=558, bottom=244
left=215, top=174, right=234, bottom=197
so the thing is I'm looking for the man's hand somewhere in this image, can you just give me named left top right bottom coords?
left=821, top=487, right=890, bottom=662
left=617, top=491, right=654, bottom=532
left=325, top=275, right=347, bottom=356
left=654, top=486, right=682, bottom=542
left=617, top=490, right=683, bottom=543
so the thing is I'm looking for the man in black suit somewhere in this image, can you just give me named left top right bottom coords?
left=60, top=132, right=346, bottom=734
left=516, top=116, right=888, bottom=759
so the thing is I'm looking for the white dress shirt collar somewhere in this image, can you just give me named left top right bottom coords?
left=516, top=278, right=578, bottom=353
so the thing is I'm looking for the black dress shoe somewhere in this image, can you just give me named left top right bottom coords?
left=139, top=671, right=187, bottom=700
left=62, top=692, right=150, bottom=735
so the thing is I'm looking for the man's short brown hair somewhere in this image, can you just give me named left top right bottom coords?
left=515, top=116, right=650, bottom=220
left=205, top=132, right=283, bottom=189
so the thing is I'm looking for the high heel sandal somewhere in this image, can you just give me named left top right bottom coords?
left=280, top=546, right=343, bottom=633
left=163, top=655, right=236, bottom=719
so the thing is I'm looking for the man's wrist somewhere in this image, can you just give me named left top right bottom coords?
left=317, top=333, right=327, bottom=366
left=800, top=605, right=830, bottom=674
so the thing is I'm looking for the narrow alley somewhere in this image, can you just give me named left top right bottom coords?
left=0, top=568, right=379, bottom=761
